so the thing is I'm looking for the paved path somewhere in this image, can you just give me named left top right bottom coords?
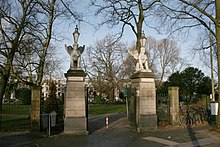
left=88, top=112, right=126, bottom=134
left=1, top=113, right=220, bottom=147
left=140, top=122, right=220, bottom=147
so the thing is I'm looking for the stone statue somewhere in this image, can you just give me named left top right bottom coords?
left=65, top=26, right=85, bottom=69
left=128, top=32, right=151, bottom=72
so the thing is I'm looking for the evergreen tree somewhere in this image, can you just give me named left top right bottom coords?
left=44, top=81, right=58, bottom=113
left=15, top=88, right=31, bottom=105
left=164, top=67, right=211, bottom=102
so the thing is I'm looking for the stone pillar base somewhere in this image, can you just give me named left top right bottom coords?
left=131, top=71, right=157, bottom=132
left=64, top=117, right=88, bottom=135
left=31, top=86, right=41, bottom=131
left=63, top=69, right=87, bottom=135
left=138, top=114, right=157, bottom=132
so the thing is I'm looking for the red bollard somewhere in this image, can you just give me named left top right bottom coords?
left=106, top=113, right=109, bottom=129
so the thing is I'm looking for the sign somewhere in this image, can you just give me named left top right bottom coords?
left=210, top=101, right=218, bottom=115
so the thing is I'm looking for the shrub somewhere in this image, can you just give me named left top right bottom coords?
left=15, top=88, right=31, bottom=105
left=44, top=81, right=59, bottom=113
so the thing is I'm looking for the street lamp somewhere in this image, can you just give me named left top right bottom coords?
left=73, top=25, right=80, bottom=44
left=140, top=31, right=147, bottom=48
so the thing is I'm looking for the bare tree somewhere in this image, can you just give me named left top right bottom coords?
left=157, top=39, right=181, bottom=85
left=86, top=35, right=127, bottom=102
left=0, top=0, right=36, bottom=118
left=169, top=57, right=190, bottom=75
left=121, top=53, right=136, bottom=79
left=13, top=41, right=64, bottom=82
left=191, top=30, right=218, bottom=76
left=0, top=0, right=81, bottom=129
left=43, top=46, right=65, bottom=79
left=158, top=0, right=220, bottom=125
left=91, top=0, right=160, bottom=53
left=146, top=36, right=159, bottom=72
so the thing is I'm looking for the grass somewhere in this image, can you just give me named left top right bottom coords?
left=88, top=104, right=126, bottom=115
left=2, top=104, right=30, bottom=115
left=0, top=104, right=126, bottom=130
left=0, top=118, right=31, bottom=130
left=1, top=104, right=127, bottom=115
left=1, top=104, right=31, bottom=130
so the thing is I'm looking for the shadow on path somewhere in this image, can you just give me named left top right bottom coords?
left=0, top=133, right=43, bottom=147
left=187, top=126, right=200, bottom=146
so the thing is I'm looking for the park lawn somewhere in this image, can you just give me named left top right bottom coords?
left=2, top=104, right=30, bottom=115
left=2, top=104, right=126, bottom=115
left=0, top=118, right=31, bottom=130
left=1, top=105, right=31, bottom=130
left=88, top=104, right=126, bottom=115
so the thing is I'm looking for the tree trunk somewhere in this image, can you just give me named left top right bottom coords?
left=216, top=0, right=220, bottom=126
left=0, top=76, right=7, bottom=128
left=159, top=67, right=165, bottom=86
left=0, top=49, right=15, bottom=127
left=0, top=76, right=6, bottom=105
left=136, top=0, right=144, bottom=53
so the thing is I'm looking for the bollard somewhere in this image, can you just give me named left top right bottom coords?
left=106, top=113, right=109, bottom=129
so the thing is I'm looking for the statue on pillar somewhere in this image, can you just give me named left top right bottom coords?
left=128, top=31, right=151, bottom=72
left=65, top=26, right=85, bottom=69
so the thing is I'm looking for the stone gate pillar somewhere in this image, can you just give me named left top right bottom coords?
left=63, top=26, right=87, bottom=134
left=31, top=86, right=41, bottom=131
left=64, top=69, right=87, bottom=134
left=168, top=87, right=179, bottom=125
left=131, top=72, right=157, bottom=132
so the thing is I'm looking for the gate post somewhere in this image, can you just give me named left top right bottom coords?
left=64, top=69, right=87, bottom=134
left=131, top=72, right=157, bottom=132
left=31, top=86, right=41, bottom=131
left=168, top=87, right=179, bottom=125
left=63, top=26, right=87, bottom=134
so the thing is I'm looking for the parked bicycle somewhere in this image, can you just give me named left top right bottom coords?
left=200, top=107, right=211, bottom=123
left=179, top=106, right=204, bottom=127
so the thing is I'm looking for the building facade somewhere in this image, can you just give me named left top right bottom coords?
left=41, top=78, right=66, bottom=100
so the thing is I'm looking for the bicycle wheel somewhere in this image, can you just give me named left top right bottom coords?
left=180, top=116, right=191, bottom=127
left=179, top=116, right=187, bottom=127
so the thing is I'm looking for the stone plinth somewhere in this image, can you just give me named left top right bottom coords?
left=64, top=69, right=88, bottom=134
left=131, top=71, right=157, bottom=132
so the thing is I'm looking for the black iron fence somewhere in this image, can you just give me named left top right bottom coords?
left=127, top=87, right=137, bottom=127
left=40, top=96, right=64, bottom=135
left=0, top=104, right=31, bottom=131
left=156, top=93, right=170, bottom=126
left=127, top=88, right=171, bottom=127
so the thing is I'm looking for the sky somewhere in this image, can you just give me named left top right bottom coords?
left=53, top=0, right=212, bottom=79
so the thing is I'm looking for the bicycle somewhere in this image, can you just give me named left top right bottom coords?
left=179, top=106, right=201, bottom=127
left=200, top=108, right=211, bottom=123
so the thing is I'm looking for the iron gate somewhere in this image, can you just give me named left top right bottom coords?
left=156, top=93, right=170, bottom=126
left=0, top=104, right=31, bottom=131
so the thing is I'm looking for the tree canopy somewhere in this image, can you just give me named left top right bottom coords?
left=158, top=67, right=212, bottom=102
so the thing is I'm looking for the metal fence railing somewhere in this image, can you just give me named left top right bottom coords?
left=0, top=104, right=31, bottom=131
left=156, top=94, right=170, bottom=126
